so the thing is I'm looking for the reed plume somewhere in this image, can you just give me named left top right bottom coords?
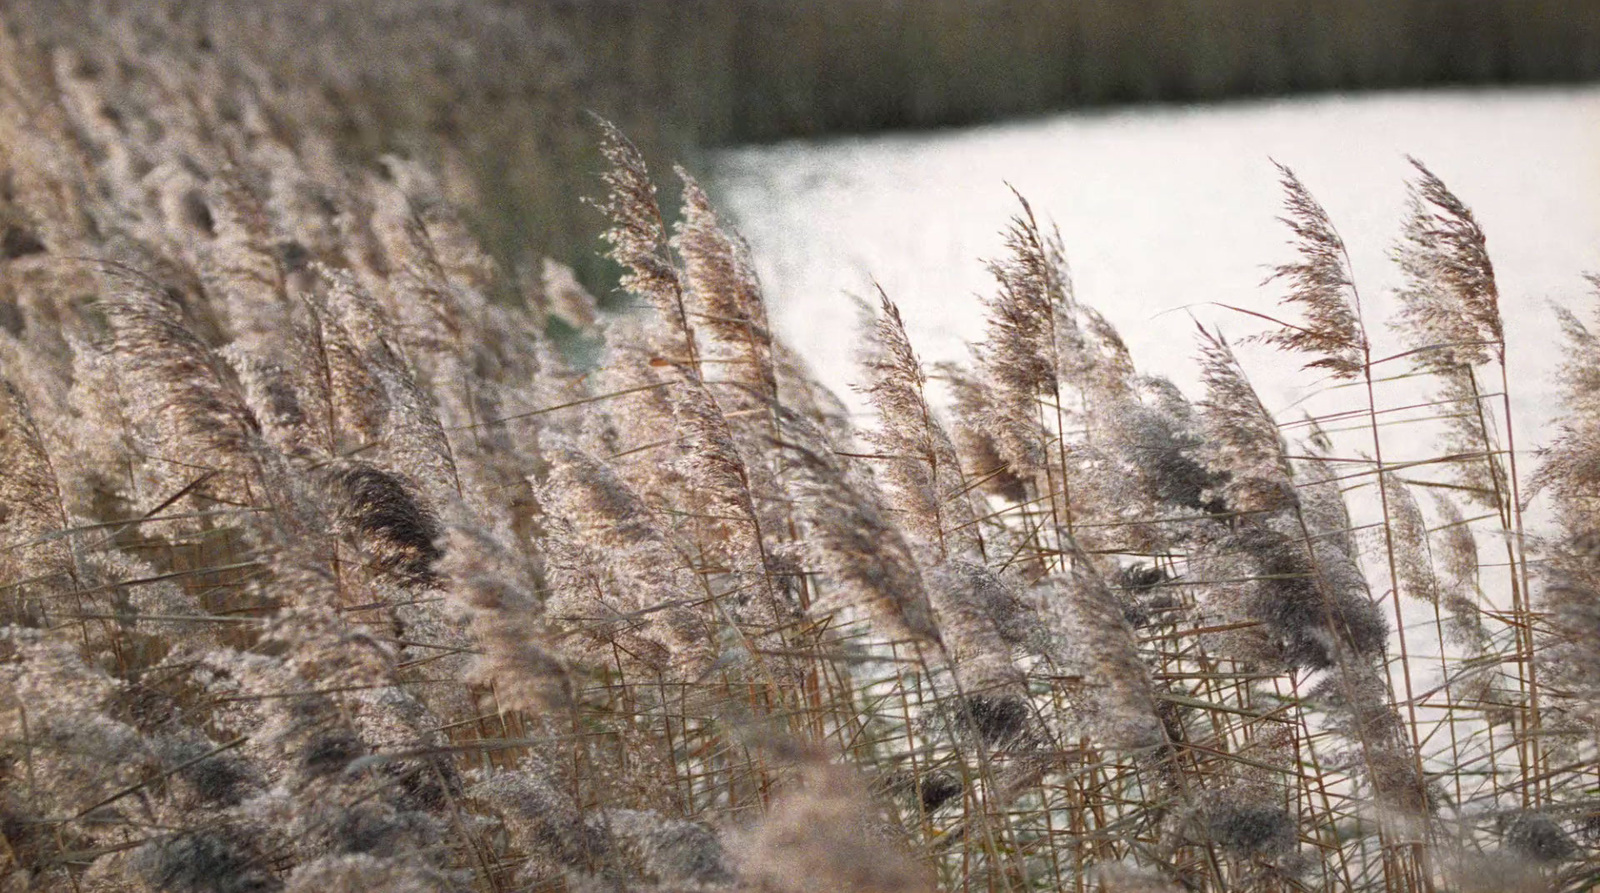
left=1038, top=540, right=1165, bottom=749
left=321, top=459, right=443, bottom=588
left=925, top=559, right=1028, bottom=693
left=970, top=194, right=1066, bottom=476
left=1537, top=277, right=1600, bottom=724
left=1393, top=156, right=1503, bottom=369
left=1382, top=472, right=1441, bottom=606
left=1195, top=325, right=1294, bottom=515
left=939, top=362, right=1029, bottom=501
left=0, top=379, right=71, bottom=624
left=594, top=119, right=694, bottom=357
left=857, top=289, right=981, bottom=562
left=1533, top=276, right=1600, bottom=520
left=437, top=524, right=572, bottom=713
left=538, top=436, right=712, bottom=673
left=776, top=404, right=941, bottom=644
left=672, top=168, right=775, bottom=397
left=100, top=264, right=261, bottom=464
left=1256, top=161, right=1366, bottom=378
left=739, top=760, right=935, bottom=893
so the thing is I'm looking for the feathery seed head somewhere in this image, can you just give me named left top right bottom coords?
left=1258, top=161, right=1367, bottom=378
left=1196, top=326, right=1295, bottom=515
left=322, top=460, right=443, bottom=587
left=1392, top=156, right=1503, bottom=369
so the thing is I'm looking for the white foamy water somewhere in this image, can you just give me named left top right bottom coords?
left=712, top=87, right=1600, bottom=461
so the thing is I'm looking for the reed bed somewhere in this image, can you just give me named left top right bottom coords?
left=3, top=8, right=1600, bottom=893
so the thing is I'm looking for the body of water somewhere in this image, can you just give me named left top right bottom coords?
left=713, top=87, right=1600, bottom=463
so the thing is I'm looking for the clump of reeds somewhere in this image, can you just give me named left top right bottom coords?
left=1, top=7, right=1596, bottom=892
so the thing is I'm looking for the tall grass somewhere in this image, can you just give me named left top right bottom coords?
left=3, top=6, right=1600, bottom=893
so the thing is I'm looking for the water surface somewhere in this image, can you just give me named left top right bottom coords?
left=714, top=88, right=1600, bottom=454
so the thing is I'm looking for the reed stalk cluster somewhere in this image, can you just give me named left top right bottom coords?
left=1, top=7, right=1598, bottom=893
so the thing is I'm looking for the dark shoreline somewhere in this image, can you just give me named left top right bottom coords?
left=10, top=1, right=1598, bottom=287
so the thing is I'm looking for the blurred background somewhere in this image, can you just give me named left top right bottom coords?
left=10, top=0, right=1597, bottom=291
